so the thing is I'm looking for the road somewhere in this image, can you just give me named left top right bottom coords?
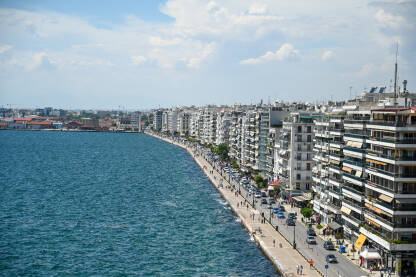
left=212, top=163, right=368, bottom=277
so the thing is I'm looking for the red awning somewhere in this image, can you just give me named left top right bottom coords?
left=271, top=180, right=280, bottom=186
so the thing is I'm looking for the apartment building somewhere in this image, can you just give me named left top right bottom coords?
left=216, top=110, right=231, bottom=145
left=312, top=106, right=416, bottom=274
left=229, top=110, right=244, bottom=164
left=177, top=112, right=190, bottom=136
left=153, top=110, right=163, bottom=130
left=276, top=112, right=317, bottom=194
left=359, top=107, right=416, bottom=273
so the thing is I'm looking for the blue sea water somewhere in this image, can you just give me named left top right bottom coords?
left=0, top=131, right=278, bottom=276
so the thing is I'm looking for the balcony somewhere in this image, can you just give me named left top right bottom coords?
left=366, top=166, right=416, bottom=179
left=342, top=198, right=363, bottom=210
left=366, top=150, right=416, bottom=162
left=343, top=158, right=364, bottom=167
left=343, top=146, right=366, bottom=153
left=367, top=136, right=416, bottom=145
left=368, top=120, right=414, bottom=128
left=343, top=185, right=364, bottom=197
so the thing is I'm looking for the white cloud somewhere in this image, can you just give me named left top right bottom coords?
left=355, top=63, right=376, bottom=77
left=187, top=42, right=216, bottom=68
left=322, top=50, right=333, bottom=61
left=374, top=9, right=405, bottom=29
left=0, top=45, right=12, bottom=54
left=240, top=43, right=299, bottom=65
left=29, top=52, right=56, bottom=70
left=148, top=36, right=182, bottom=47
left=248, top=3, right=267, bottom=14
left=131, top=55, right=147, bottom=66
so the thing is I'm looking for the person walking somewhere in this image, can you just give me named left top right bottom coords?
left=300, top=265, right=303, bottom=275
left=309, top=259, right=313, bottom=269
left=296, top=265, right=299, bottom=275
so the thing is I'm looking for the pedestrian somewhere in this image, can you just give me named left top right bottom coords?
left=300, top=265, right=303, bottom=275
left=273, top=239, right=275, bottom=247
left=309, top=259, right=313, bottom=268
left=296, top=265, right=299, bottom=274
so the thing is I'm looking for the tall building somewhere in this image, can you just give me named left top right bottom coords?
left=153, top=110, right=163, bottom=130
left=277, top=112, right=317, bottom=195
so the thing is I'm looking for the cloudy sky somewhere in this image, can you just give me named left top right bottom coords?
left=0, top=0, right=415, bottom=109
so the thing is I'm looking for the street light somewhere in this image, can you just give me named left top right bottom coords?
left=293, top=223, right=296, bottom=249
left=269, top=205, right=273, bottom=223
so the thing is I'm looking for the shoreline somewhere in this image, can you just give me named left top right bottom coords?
left=146, top=131, right=322, bottom=277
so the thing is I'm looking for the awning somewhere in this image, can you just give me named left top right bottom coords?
left=354, top=234, right=367, bottom=250
left=342, top=166, right=353, bottom=173
left=293, top=196, right=307, bottom=202
left=355, top=171, right=362, bottom=178
left=330, top=159, right=340, bottom=165
left=379, top=194, right=393, bottom=203
left=330, top=147, right=340, bottom=151
left=360, top=248, right=382, bottom=260
left=327, top=221, right=342, bottom=230
left=366, top=158, right=387, bottom=166
left=346, top=141, right=353, bottom=147
left=341, top=206, right=351, bottom=215
left=268, top=186, right=275, bottom=191
left=271, top=180, right=280, bottom=186
left=365, top=217, right=381, bottom=228
left=365, top=202, right=392, bottom=217
left=355, top=142, right=363, bottom=148
left=365, top=203, right=383, bottom=214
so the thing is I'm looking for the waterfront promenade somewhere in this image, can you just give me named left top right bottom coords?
left=146, top=132, right=321, bottom=277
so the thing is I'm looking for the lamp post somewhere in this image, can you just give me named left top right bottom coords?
left=293, top=223, right=296, bottom=249
left=269, top=205, right=272, bottom=223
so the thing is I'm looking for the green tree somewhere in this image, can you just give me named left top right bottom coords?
left=254, top=174, right=264, bottom=188
left=215, top=143, right=229, bottom=160
left=232, top=162, right=239, bottom=169
left=301, top=207, right=313, bottom=221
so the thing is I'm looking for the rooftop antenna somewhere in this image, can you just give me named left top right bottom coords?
left=394, top=42, right=399, bottom=105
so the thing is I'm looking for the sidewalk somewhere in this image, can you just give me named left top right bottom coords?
left=147, top=132, right=321, bottom=277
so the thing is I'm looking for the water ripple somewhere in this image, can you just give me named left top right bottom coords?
left=0, top=131, right=278, bottom=276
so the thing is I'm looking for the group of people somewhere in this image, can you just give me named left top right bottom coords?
left=296, top=264, right=304, bottom=275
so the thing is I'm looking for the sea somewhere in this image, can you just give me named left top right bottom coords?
left=0, top=130, right=279, bottom=276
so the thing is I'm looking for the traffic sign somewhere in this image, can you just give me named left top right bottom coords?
left=325, top=264, right=329, bottom=269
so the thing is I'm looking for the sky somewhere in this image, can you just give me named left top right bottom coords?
left=0, top=0, right=415, bottom=110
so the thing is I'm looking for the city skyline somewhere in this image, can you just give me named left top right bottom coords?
left=0, top=0, right=415, bottom=109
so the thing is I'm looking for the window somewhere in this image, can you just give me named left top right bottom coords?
left=307, top=145, right=311, bottom=151
left=307, top=135, right=312, bottom=142
left=297, top=154, right=302, bottom=160
left=307, top=126, right=311, bottom=133
left=306, top=183, right=310, bottom=190
left=296, top=174, right=301, bottom=180
left=298, top=126, right=302, bottom=133
left=306, top=163, right=311, bottom=170
left=298, top=144, right=302, bottom=151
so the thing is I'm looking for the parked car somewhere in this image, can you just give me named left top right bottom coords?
left=288, top=212, right=297, bottom=219
left=273, top=208, right=280, bottom=214
left=255, top=192, right=261, bottom=198
left=279, top=206, right=285, bottom=212
left=278, top=212, right=285, bottom=219
left=324, top=241, right=335, bottom=250
left=261, top=199, right=268, bottom=205
left=307, top=229, right=316, bottom=236
left=306, top=236, right=317, bottom=244
left=269, top=198, right=276, bottom=205
left=326, top=254, right=338, bottom=263
left=286, top=218, right=296, bottom=226
left=261, top=191, right=267, bottom=197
